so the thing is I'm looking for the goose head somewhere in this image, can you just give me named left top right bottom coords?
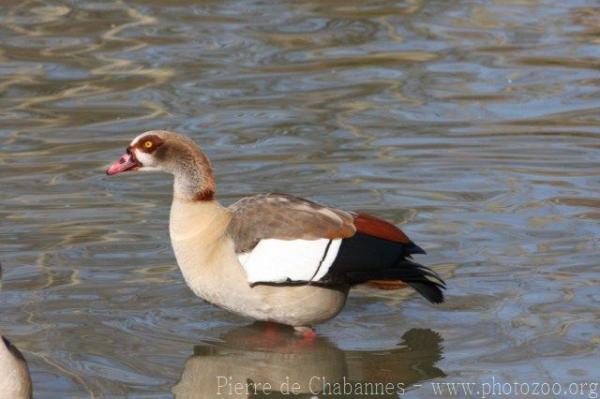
left=106, top=130, right=215, bottom=201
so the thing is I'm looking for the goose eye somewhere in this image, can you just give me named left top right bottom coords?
left=144, top=141, right=153, bottom=149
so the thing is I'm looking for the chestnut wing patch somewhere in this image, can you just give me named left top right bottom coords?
left=353, top=213, right=426, bottom=255
left=354, top=213, right=410, bottom=243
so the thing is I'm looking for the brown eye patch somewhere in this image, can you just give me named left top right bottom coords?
left=134, top=134, right=164, bottom=153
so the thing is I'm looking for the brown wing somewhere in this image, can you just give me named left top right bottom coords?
left=227, top=193, right=356, bottom=253
left=227, top=194, right=442, bottom=301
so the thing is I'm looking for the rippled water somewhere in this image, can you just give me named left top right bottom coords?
left=0, top=0, right=599, bottom=397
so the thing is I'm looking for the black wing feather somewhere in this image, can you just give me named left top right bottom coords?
left=321, top=233, right=445, bottom=304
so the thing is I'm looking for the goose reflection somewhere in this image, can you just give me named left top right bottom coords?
left=173, top=323, right=445, bottom=398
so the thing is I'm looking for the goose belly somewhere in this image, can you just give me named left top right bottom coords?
left=170, top=234, right=348, bottom=326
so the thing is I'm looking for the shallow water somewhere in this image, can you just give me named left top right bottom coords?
left=0, top=0, right=599, bottom=397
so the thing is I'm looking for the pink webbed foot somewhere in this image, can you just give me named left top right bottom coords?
left=293, top=326, right=317, bottom=340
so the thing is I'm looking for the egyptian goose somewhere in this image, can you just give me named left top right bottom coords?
left=0, top=336, right=32, bottom=399
left=106, top=131, right=445, bottom=332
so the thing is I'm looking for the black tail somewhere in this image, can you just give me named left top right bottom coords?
left=322, top=233, right=446, bottom=303
left=346, top=259, right=445, bottom=303
left=395, top=259, right=446, bottom=304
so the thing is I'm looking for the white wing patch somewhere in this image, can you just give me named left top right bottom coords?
left=238, top=238, right=342, bottom=284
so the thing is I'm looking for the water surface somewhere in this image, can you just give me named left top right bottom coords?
left=0, top=0, right=599, bottom=397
